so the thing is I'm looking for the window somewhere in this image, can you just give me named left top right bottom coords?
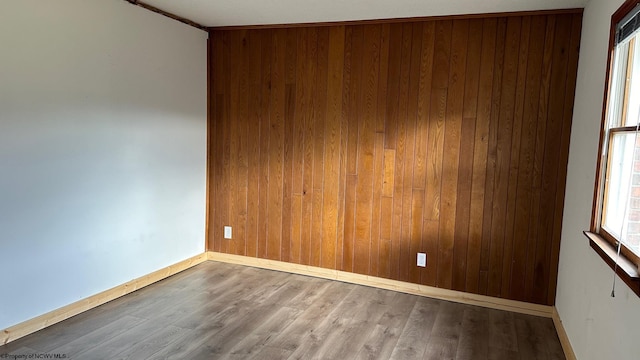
left=590, top=0, right=640, bottom=296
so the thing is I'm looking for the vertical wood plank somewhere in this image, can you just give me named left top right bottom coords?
left=376, top=24, right=391, bottom=136
left=311, top=28, right=329, bottom=267
left=438, top=19, right=467, bottom=289
left=377, top=24, right=393, bottom=280
left=382, top=150, right=396, bottom=197
left=466, top=18, right=496, bottom=294
left=532, top=14, right=572, bottom=305
left=501, top=16, right=530, bottom=298
left=386, top=23, right=404, bottom=280
left=371, top=24, right=390, bottom=276
left=371, top=133, right=385, bottom=276
left=479, top=17, right=507, bottom=295
left=236, top=30, right=251, bottom=257
left=220, top=31, right=233, bottom=255
left=384, top=24, right=403, bottom=152
left=423, top=19, right=452, bottom=286
left=379, top=195, right=394, bottom=278
left=346, top=26, right=363, bottom=176
left=509, top=16, right=546, bottom=301
left=281, top=28, right=298, bottom=263
left=342, top=25, right=362, bottom=273
left=424, top=20, right=450, bottom=223
left=422, top=219, right=440, bottom=286
left=266, top=29, right=287, bottom=261
left=290, top=28, right=308, bottom=264
left=397, top=22, right=417, bottom=282
left=390, top=23, right=411, bottom=281
left=336, top=26, right=353, bottom=272
left=353, top=24, right=380, bottom=275
left=343, top=174, right=358, bottom=272
left=525, top=16, right=555, bottom=302
left=500, top=16, right=530, bottom=298
left=453, top=19, right=482, bottom=292
left=405, top=22, right=426, bottom=284
left=300, top=28, right=318, bottom=266
left=257, top=30, right=273, bottom=259
left=486, top=17, right=521, bottom=297
left=409, top=189, right=425, bottom=283
left=321, top=26, right=345, bottom=270
left=413, top=22, right=435, bottom=192
left=246, top=30, right=263, bottom=258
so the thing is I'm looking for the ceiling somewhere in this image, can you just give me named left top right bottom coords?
left=142, top=0, right=588, bottom=28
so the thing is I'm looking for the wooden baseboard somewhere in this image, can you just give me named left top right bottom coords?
left=207, top=251, right=554, bottom=318
left=1, top=253, right=208, bottom=345
left=2, top=250, right=574, bottom=358
left=552, top=307, right=577, bottom=360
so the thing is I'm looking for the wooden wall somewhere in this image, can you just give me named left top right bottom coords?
left=208, top=11, right=582, bottom=305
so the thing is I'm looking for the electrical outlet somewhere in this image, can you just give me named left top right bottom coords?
left=224, top=226, right=232, bottom=239
left=417, top=252, right=426, bottom=267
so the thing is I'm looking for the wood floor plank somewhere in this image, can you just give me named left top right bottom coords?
left=515, top=314, right=549, bottom=360
left=50, top=315, right=147, bottom=358
left=114, top=325, right=192, bottom=360
left=423, top=302, right=464, bottom=360
left=350, top=287, right=400, bottom=324
left=430, top=301, right=464, bottom=342
left=285, top=276, right=333, bottom=310
left=356, top=324, right=402, bottom=360
left=314, top=317, right=378, bottom=359
left=248, top=346, right=294, bottom=360
left=488, top=347, right=520, bottom=360
left=1, top=262, right=566, bottom=360
left=488, top=309, right=518, bottom=352
left=9, top=300, right=135, bottom=353
left=456, top=307, right=490, bottom=360
left=377, top=292, right=419, bottom=330
left=283, top=285, right=369, bottom=360
left=389, top=298, right=440, bottom=359
left=222, top=306, right=303, bottom=359
left=146, top=301, right=275, bottom=359
left=286, top=314, right=351, bottom=359
left=73, top=321, right=189, bottom=360
left=423, top=336, right=458, bottom=360
left=514, top=313, right=565, bottom=360
left=258, top=282, right=356, bottom=353
left=176, top=302, right=285, bottom=359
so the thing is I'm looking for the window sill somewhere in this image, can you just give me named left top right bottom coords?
left=584, top=231, right=640, bottom=297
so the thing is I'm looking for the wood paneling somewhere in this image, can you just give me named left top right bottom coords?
left=208, top=11, right=582, bottom=305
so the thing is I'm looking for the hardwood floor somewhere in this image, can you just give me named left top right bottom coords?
left=0, top=262, right=565, bottom=359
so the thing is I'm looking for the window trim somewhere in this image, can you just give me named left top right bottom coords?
left=589, top=0, right=640, bottom=297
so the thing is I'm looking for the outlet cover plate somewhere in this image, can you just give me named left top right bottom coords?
left=224, top=226, right=232, bottom=239
left=417, top=253, right=426, bottom=267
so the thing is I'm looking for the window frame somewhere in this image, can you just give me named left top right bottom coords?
left=589, top=0, right=640, bottom=297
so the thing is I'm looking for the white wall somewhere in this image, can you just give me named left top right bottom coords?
left=557, top=0, right=640, bottom=359
left=0, top=0, right=207, bottom=329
